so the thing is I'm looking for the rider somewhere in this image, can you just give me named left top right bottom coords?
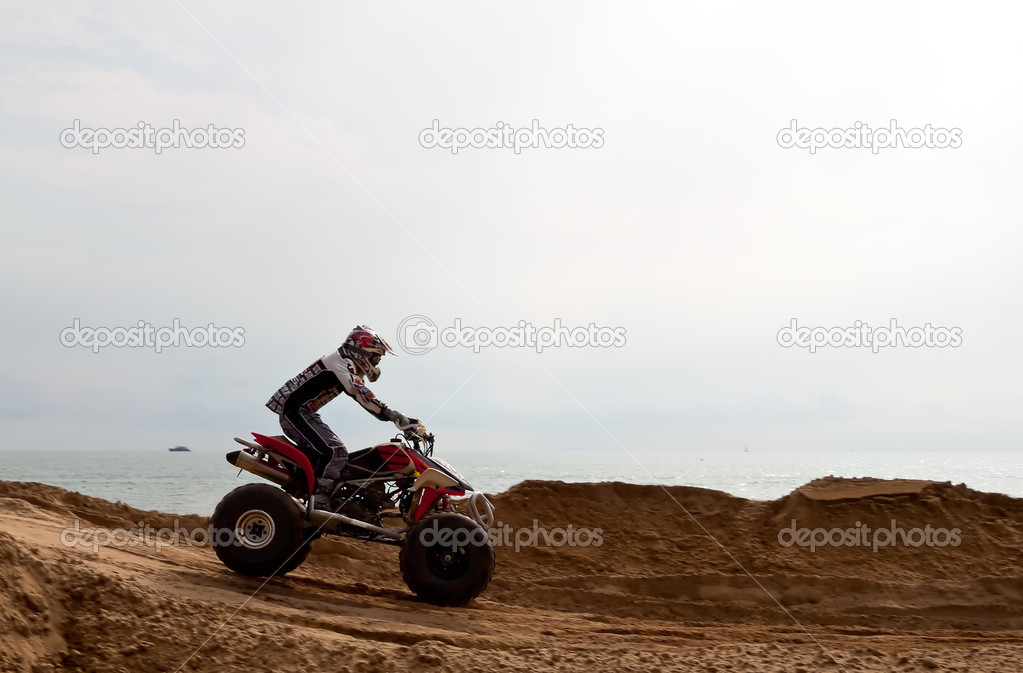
left=266, top=325, right=425, bottom=507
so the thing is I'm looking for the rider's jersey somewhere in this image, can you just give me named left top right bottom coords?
left=266, top=348, right=394, bottom=420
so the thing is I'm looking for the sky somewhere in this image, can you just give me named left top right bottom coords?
left=0, top=1, right=1020, bottom=457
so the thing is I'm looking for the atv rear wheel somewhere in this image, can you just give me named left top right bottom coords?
left=273, top=527, right=318, bottom=576
left=211, top=483, right=309, bottom=577
left=400, top=512, right=495, bottom=606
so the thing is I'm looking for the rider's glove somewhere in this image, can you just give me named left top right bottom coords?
left=397, top=417, right=429, bottom=439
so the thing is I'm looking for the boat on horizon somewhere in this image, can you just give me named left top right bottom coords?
left=168, top=446, right=191, bottom=452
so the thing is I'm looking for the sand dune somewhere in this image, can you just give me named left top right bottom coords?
left=2, top=477, right=1022, bottom=672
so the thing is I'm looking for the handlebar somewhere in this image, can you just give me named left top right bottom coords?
left=397, top=429, right=434, bottom=456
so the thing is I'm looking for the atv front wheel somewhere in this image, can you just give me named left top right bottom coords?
left=211, top=483, right=309, bottom=577
left=400, top=512, right=495, bottom=606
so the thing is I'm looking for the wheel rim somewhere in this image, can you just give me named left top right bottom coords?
left=425, top=543, right=471, bottom=580
left=235, top=509, right=276, bottom=549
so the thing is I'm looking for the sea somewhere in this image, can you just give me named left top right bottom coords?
left=1, top=449, right=1021, bottom=516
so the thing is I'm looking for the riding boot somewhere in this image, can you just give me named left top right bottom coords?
left=313, top=478, right=335, bottom=510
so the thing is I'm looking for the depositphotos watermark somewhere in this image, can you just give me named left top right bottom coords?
left=776, top=119, right=962, bottom=154
left=59, top=119, right=246, bottom=154
left=59, top=518, right=604, bottom=555
left=777, top=318, right=962, bottom=354
left=60, top=318, right=245, bottom=353
left=420, top=519, right=604, bottom=553
left=419, top=119, right=605, bottom=154
left=778, top=519, right=961, bottom=553
left=396, top=315, right=627, bottom=355
left=60, top=519, right=229, bottom=554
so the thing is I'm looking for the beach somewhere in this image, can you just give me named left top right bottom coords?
left=3, top=477, right=1023, bottom=672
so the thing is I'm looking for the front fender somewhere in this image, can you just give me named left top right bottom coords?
left=407, top=469, right=462, bottom=523
left=412, top=467, right=459, bottom=491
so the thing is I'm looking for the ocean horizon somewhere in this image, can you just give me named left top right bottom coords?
left=2, top=448, right=1020, bottom=516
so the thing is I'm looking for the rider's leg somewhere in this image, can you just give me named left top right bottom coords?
left=280, top=404, right=348, bottom=481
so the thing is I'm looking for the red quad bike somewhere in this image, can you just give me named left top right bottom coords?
left=211, top=429, right=496, bottom=606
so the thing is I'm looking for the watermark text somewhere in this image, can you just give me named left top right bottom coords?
left=397, top=315, right=626, bottom=354
left=778, top=519, right=961, bottom=552
left=61, top=318, right=245, bottom=353
left=419, top=119, right=604, bottom=154
left=777, top=119, right=962, bottom=154
left=777, top=318, right=962, bottom=353
left=60, top=119, right=245, bottom=154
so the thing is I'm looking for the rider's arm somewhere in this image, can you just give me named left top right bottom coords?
left=322, top=350, right=407, bottom=424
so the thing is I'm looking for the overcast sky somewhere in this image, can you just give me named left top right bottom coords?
left=1, top=2, right=1020, bottom=457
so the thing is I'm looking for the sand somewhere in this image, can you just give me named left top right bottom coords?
left=2, top=476, right=1023, bottom=672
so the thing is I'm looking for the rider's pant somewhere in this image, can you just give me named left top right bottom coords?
left=279, top=403, right=348, bottom=483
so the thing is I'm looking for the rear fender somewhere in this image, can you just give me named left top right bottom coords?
left=251, top=433, right=315, bottom=496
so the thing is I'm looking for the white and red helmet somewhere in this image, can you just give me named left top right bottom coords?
left=342, top=325, right=395, bottom=382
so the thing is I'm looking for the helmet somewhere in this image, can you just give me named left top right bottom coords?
left=342, top=325, right=395, bottom=382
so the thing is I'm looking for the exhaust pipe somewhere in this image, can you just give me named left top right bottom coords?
left=226, top=450, right=296, bottom=488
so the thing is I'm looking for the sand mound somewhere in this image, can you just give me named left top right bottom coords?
left=795, top=476, right=938, bottom=500
left=2, top=477, right=1022, bottom=672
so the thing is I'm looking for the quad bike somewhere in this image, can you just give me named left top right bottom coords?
left=211, top=428, right=496, bottom=606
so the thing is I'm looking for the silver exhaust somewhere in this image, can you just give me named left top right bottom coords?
left=228, top=449, right=296, bottom=488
